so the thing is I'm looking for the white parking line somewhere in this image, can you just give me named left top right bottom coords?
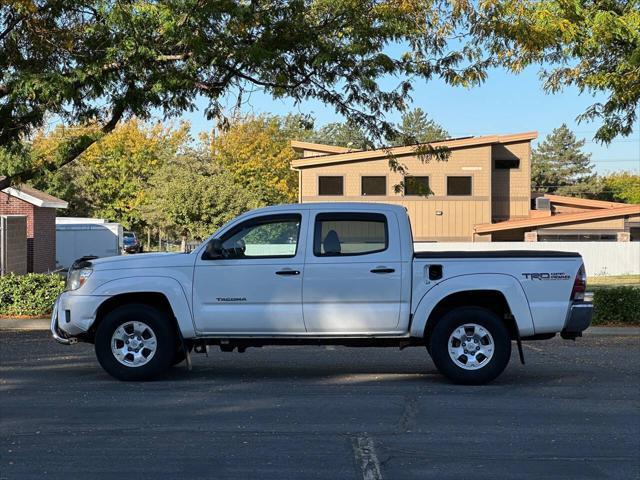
left=352, top=434, right=383, bottom=480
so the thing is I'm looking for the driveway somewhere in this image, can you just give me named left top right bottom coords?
left=1, top=331, right=638, bottom=479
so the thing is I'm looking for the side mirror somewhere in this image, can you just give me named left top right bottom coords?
left=204, top=238, right=224, bottom=259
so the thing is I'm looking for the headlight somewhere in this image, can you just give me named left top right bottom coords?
left=66, top=268, right=93, bottom=291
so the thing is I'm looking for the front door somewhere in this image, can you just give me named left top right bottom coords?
left=193, top=213, right=307, bottom=334
left=302, top=211, right=403, bottom=333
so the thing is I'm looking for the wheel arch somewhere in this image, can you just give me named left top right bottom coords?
left=88, top=277, right=196, bottom=339
left=410, top=274, right=535, bottom=340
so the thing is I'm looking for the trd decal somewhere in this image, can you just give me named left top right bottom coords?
left=216, top=297, right=247, bottom=302
left=522, top=273, right=570, bottom=280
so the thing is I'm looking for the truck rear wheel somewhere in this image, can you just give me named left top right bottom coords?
left=95, top=304, right=176, bottom=381
left=428, top=307, right=511, bottom=385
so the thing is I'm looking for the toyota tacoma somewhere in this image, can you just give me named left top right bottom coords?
left=51, top=203, right=592, bottom=384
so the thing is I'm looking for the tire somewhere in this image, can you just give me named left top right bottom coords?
left=428, top=307, right=511, bottom=385
left=95, top=304, right=177, bottom=381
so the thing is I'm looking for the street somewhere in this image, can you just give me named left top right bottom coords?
left=1, top=331, right=638, bottom=479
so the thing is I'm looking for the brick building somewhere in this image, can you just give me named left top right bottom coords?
left=0, top=185, right=68, bottom=272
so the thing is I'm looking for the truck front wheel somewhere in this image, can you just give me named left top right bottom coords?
left=95, top=304, right=177, bottom=381
left=429, top=307, right=511, bottom=385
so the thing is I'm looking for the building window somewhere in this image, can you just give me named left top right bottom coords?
left=313, top=213, right=388, bottom=256
left=447, top=176, right=472, bottom=196
left=361, top=176, right=386, bottom=196
left=495, top=159, right=520, bottom=169
left=404, top=176, right=430, bottom=196
left=318, top=176, right=344, bottom=196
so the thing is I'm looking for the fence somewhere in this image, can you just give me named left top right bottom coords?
left=0, top=215, right=27, bottom=276
left=414, top=242, right=640, bottom=276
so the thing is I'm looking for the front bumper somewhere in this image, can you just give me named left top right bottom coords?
left=51, top=297, right=77, bottom=345
left=50, top=292, right=103, bottom=344
left=561, top=300, right=593, bottom=339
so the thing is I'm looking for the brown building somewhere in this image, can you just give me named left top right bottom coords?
left=291, top=133, right=640, bottom=242
left=0, top=185, right=68, bottom=272
left=292, top=133, right=536, bottom=241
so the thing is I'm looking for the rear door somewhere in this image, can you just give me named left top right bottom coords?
left=302, top=210, right=403, bottom=333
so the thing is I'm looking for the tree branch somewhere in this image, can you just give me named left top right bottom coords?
left=0, top=14, right=24, bottom=42
left=0, top=104, right=126, bottom=191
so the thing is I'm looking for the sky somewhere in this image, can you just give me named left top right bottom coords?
left=179, top=64, right=639, bottom=176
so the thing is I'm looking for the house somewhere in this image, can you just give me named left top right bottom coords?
left=291, top=133, right=640, bottom=242
left=475, top=194, right=640, bottom=242
left=0, top=184, right=68, bottom=272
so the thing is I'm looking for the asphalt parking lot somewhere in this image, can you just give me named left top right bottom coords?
left=1, top=331, right=638, bottom=480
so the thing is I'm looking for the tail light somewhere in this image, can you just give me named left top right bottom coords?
left=571, top=264, right=586, bottom=301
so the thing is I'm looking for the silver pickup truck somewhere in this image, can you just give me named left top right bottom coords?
left=52, top=203, right=592, bottom=384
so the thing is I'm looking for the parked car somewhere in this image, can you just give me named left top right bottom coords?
left=51, top=203, right=592, bottom=383
left=122, top=231, right=142, bottom=254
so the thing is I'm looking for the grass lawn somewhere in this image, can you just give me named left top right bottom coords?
left=588, top=275, right=640, bottom=290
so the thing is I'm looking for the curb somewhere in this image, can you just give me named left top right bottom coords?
left=0, top=318, right=50, bottom=331
left=0, top=319, right=638, bottom=336
left=583, top=327, right=640, bottom=336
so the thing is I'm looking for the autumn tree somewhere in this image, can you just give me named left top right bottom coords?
left=0, top=0, right=490, bottom=189
left=29, top=119, right=189, bottom=230
left=209, top=116, right=300, bottom=205
left=532, top=125, right=594, bottom=194
left=599, top=172, right=640, bottom=204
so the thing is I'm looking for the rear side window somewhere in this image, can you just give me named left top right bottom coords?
left=313, top=213, right=388, bottom=256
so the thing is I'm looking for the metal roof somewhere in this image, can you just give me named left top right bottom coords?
left=291, top=132, right=538, bottom=169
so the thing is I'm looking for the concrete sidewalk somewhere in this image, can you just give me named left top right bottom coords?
left=1, top=317, right=638, bottom=336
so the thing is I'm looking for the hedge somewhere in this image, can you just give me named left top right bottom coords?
left=0, top=273, right=65, bottom=316
left=592, top=286, right=640, bottom=326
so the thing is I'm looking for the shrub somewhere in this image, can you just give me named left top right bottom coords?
left=592, top=286, right=640, bottom=326
left=0, top=273, right=65, bottom=316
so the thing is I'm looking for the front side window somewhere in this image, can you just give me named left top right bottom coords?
left=218, top=215, right=301, bottom=259
left=361, top=176, right=386, bottom=196
left=447, top=176, right=472, bottom=196
left=313, top=213, right=388, bottom=256
left=404, top=176, right=430, bottom=196
left=318, top=176, right=344, bottom=196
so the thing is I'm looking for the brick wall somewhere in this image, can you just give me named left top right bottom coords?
left=0, top=191, right=56, bottom=273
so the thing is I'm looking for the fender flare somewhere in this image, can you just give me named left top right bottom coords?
left=409, top=273, right=535, bottom=338
left=90, top=276, right=196, bottom=338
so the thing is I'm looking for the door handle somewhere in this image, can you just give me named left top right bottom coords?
left=276, top=269, right=300, bottom=276
left=370, top=267, right=395, bottom=274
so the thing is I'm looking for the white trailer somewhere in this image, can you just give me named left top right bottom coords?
left=56, top=218, right=123, bottom=269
